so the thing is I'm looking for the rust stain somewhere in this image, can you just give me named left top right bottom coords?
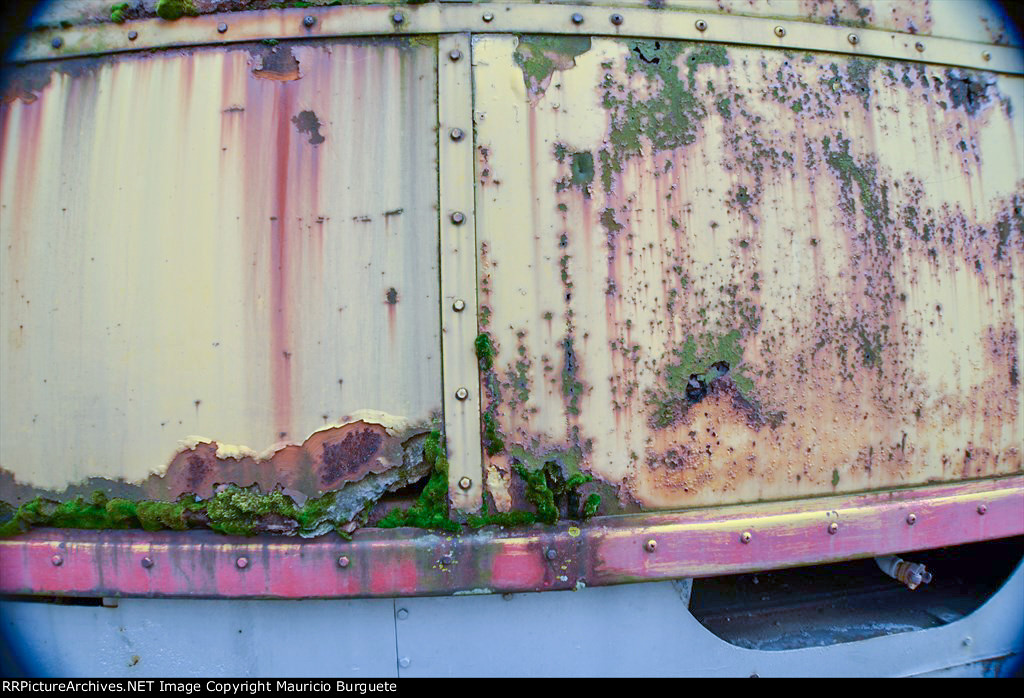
left=251, top=45, right=302, bottom=82
left=474, top=36, right=1024, bottom=511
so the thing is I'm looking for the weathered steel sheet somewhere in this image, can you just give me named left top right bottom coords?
left=1, top=475, right=1019, bottom=598
left=0, top=38, right=441, bottom=498
left=473, top=35, right=1023, bottom=510
left=28, top=2, right=1022, bottom=49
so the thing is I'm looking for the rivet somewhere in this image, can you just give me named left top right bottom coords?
left=399, top=657, right=411, bottom=668
left=774, top=26, right=786, bottom=38
left=51, top=554, right=63, bottom=566
left=545, top=548, right=557, bottom=560
left=452, top=299, right=466, bottom=312
left=455, top=387, right=469, bottom=401
left=482, top=12, right=494, bottom=22
left=963, top=636, right=973, bottom=647
left=610, top=14, right=623, bottom=26
left=449, top=48, right=462, bottom=62
left=571, top=13, right=584, bottom=25
left=303, top=16, right=316, bottom=28
left=906, top=513, right=917, bottom=525
left=982, top=50, right=992, bottom=61
left=695, top=19, right=708, bottom=32
left=977, top=504, right=987, bottom=515
left=644, top=539, right=657, bottom=553
left=458, top=476, right=472, bottom=490
left=397, top=608, right=409, bottom=620
left=848, top=33, right=860, bottom=45
left=337, top=555, right=350, bottom=568
left=915, top=41, right=925, bottom=52
left=51, top=37, right=63, bottom=49
left=141, top=557, right=154, bottom=569
left=450, top=211, right=466, bottom=225
left=391, top=12, right=404, bottom=25
left=236, top=556, right=249, bottom=569
left=741, top=531, right=752, bottom=544
left=128, top=31, right=138, bottom=41
left=827, top=522, right=839, bottom=535
left=217, top=23, right=227, bottom=34
left=450, top=127, right=465, bottom=142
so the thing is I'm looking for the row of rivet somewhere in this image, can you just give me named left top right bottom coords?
left=40, top=503, right=993, bottom=567
left=42, top=12, right=997, bottom=65
left=636, top=503, right=991, bottom=549
left=48, top=553, right=353, bottom=568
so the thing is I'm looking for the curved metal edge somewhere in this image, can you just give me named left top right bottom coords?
left=8, top=4, right=1022, bottom=74
left=0, top=476, right=1020, bottom=600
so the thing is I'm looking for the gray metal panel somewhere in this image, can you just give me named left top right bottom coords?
left=0, top=598, right=398, bottom=677
left=1, top=560, right=1020, bottom=677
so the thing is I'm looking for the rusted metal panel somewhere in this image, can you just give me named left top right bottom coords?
left=473, top=35, right=1023, bottom=511
left=14, top=5, right=1021, bottom=75
left=1, top=476, right=1019, bottom=598
left=0, top=38, right=441, bottom=499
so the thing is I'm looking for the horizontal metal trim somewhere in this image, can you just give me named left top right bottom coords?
left=1, top=476, right=1020, bottom=599
left=10, top=4, right=1021, bottom=74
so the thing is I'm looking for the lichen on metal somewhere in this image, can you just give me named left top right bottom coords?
left=473, top=34, right=1023, bottom=511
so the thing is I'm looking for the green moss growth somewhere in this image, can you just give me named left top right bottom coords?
left=155, top=0, right=198, bottom=21
left=475, top=332, right=496, bottom=373
left=110, top=3, right=129, bottom=23
left=482, top=410, right=505, bottom=456
left=823, top=133, right=891, bottom=254
left=513, top=461, right=593, bottom=524
left=377, top=431, right=460, bottom=533
left=466, top=500, right=537, bottom=529
left=582, top=493, right=601, bottom=518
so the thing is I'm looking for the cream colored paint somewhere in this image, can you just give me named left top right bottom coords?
left=0, top=40, right=441, bottom=489
left=473, top=35, right=1023, bottom=508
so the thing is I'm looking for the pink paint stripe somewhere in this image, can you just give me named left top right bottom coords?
left=1, top=477, right=1020, bottom=599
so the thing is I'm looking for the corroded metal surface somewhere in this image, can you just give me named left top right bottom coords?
left=474, top=35, right=1023, bottom=510
left=0, top=38, right=441, bottom=498
left=1, top=476, right=1019, bottom=598
left=12, top=4, right=1022, bottom=74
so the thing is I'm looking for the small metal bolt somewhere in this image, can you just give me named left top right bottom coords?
left=397, top=608, right=409, bottom=620
left=906, top=513, right=917, bottom=525
left=848, top=33, right=860, bottom=45
left=51, top=37, right=63, bottom=49
left=141, top=557, right=154, bottom=569
left=450, top=127, right=465, bottom=142
left=963, top=636, right=973, bottom=647
left=128, top=31, right=138, bottom=41
left=217, top=23, right=227, bottom=34
left=391, top=12, right=404, bottom=25
left=51, top=554, right=63, bottom=566
left=546, top=548, right=557, bottom=560
left=571, top=13, right=584, bottom=25
left=828, top=522, right=839, bottom=535
left=644, top=539, right=657, bottom=553
left=610, top=14, right=623, bottom=26
left=977, top=504, right=987, bottom=515
left=337, top=555, right=350, bottom=568
left=236, top=556, right=249, bottom=569
left=455, top=387, right=469, bottom=401
left=695, top=19, right=708, bottom=32
left=774, top=26, right=786, bottom=38
left=741, top=531, right=752, bottom=544
left=915, top=41, right=925, bottom=52
left=982, top=50, right=992, bottom=61
left=482, top=12, right=494, bottom=22
left=399, top=657, right=411, bottom=668
left=450, top=211, right=466, bottom=225
left=449, top=48, right=462, bottom=62
left=303, top=16, right=316, bottom=28
left=458, top=476, right=472, bottom=490
left=452, top=299, right=466, bottom=312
